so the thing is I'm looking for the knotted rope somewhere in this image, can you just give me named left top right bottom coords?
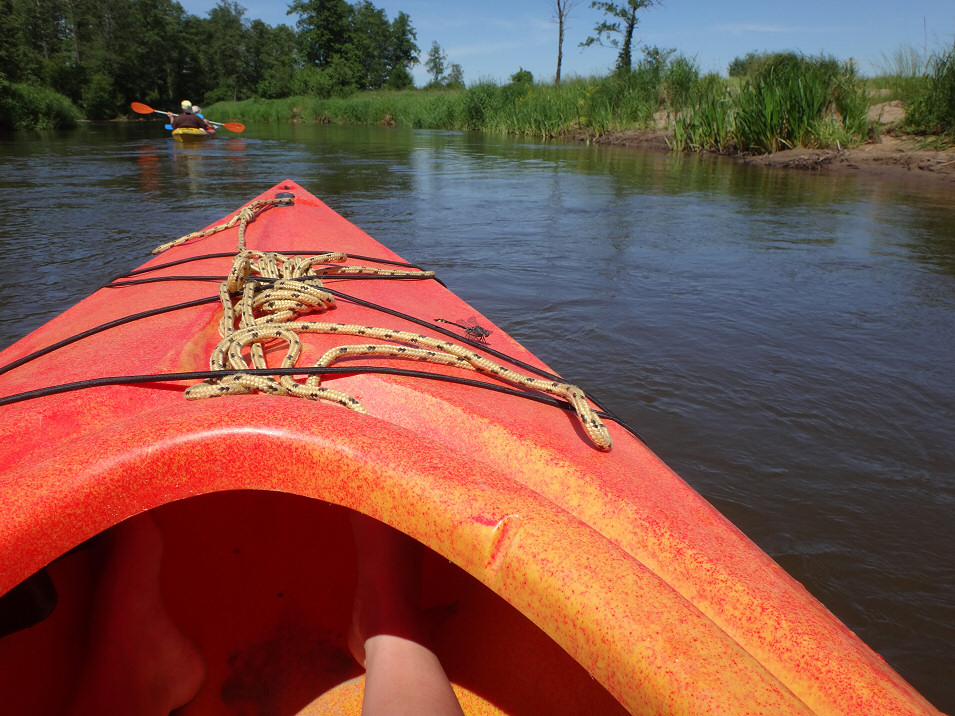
left=154, top=197, right=612, bottom=450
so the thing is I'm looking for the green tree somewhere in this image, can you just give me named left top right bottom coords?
left=348, top=1, right=390, bottom=89
left=126, top=0, right=186, bottom=108
left=288, top=0, right=417, bottom=94
left=0, top=0, right=20, bottom=81
left=580, top=0, right=656, bottom=73
left=249, top=20, right=297, bottom=98
left=288, top=0, right=352, bottom=67
left=385, top=11, right=418, bottom=89
left=446, top=62, right=464, bottom=89
left=174, top=13, right=213, bottom=104
left=5, top=0, right=80, bottom=90
left=0, top=0, right=424, bottom=121
left=205, top=0, right=250, bottom=102
left=425, top=41, right=446, bottom=86
left=84, top=0, right=140, bottom=115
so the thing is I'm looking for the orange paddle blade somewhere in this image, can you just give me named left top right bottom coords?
left=130, top=101, right=157, bottom=114
left=220, top=122, right=245, bottom=133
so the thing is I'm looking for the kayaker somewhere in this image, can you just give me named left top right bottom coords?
left=168, top=100, right=212, bottom=131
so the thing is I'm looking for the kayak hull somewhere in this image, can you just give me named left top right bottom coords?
left=172, top=126, right=214, bottom=141
left=0, top=181, right=939, bottom=714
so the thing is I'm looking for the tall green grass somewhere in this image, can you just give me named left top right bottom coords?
left=870, top=43, right=932, bottom=103
left=671, top=75, right=733, bottom=152
left=904, top=43, right=955, bottom=137
left=209, top=46, right=955, bottom=154
left=210, top=53, right=700, bottom=138
left=674, top=53, right=870, bottom=153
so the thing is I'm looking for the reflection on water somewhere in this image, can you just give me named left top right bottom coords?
left=1, top=121, right=953, bottom=712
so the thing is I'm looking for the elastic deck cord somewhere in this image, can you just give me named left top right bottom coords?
left=0, top=197, right=642, bottom=448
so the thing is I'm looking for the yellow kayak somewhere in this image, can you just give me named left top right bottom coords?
left=172, top=127, right=214, bottom=142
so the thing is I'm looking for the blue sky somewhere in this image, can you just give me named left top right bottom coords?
left=178, top=0, right=955, bottom=85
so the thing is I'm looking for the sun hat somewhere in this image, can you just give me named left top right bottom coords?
left=180, top=100, right=193, bottom=113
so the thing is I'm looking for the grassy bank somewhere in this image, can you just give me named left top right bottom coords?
left=209, top=53, right=726, bottom=139
left=209, top=48, right=954, bottom=155
left=209, top=72, right=677, bottom=138
left=902, top=44, right=955, bottom=139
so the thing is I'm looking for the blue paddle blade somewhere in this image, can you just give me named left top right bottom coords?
left=165, top=124, right=173, bottom=130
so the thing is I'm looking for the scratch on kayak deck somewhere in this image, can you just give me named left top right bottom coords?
left=478, top=513, right=522, bottom=576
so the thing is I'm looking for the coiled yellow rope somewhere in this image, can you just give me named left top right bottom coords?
left=154, top=197, right=612, bottom=450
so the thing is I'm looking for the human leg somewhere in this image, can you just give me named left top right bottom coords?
left=349, top=513, right=464, bottom=716
left=67, top=512, right=204, bottom=716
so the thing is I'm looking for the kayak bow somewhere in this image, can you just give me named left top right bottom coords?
left=0, top=181, right=939, bottom=715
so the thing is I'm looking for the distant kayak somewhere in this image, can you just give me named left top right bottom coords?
left=0, top=180, right=940, bottom=714
left=172, top=126, right=214, bottom=142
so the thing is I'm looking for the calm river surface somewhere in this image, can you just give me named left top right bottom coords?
left=1, top=122, right=953, bottom=711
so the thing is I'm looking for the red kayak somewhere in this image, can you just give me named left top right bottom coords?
left=0, top=180, right=939, bottom=714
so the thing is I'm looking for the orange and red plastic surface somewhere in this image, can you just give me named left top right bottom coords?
left=0, top=181, right=940, bottom=714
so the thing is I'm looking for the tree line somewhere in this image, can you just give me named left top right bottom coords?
left=0, top=0, right=664, bottom=124
left=0, top=0, right=423, bottom=120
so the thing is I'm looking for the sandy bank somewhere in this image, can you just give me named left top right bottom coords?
left=578, top=128, right=955, bottom=186
left=741, top=135, right=955, bottom=184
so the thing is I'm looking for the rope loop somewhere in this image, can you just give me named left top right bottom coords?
left=159, top=196, right=612, bottom=450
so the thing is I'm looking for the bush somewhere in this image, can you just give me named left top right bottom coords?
left=0, top=80, right=82, bottom=130
left=384, top=66, right=414, bottom=91
left=728, top=51, right=765, bottom=78
left=673, top=74, right=731, bottom=151
left=460, top=82, right=500, bottom=130
left=675, top=53, right=870, bottom=154
left=509, top=68, right=534, bottom=87
left=81, top=73, right=118, bottom=120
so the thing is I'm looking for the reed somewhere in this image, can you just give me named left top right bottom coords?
left=904, top=43, right=955, bottom=137
left=672, top=75, right=733, bottom=152
left=674, top=53, right=870, bottom=153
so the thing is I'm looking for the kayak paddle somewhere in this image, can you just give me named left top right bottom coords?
left=131, top=102, right=245, bottom=133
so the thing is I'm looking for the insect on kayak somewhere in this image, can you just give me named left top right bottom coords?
left=0, top=181, right=940, bottom=714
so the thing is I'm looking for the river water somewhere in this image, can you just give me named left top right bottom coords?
left=1, top=122, right=953, bottom=711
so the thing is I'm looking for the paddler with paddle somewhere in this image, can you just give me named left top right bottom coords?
left=168, top=100, right=213, bottom=133
left=130, top=101, right=246, bottom=133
